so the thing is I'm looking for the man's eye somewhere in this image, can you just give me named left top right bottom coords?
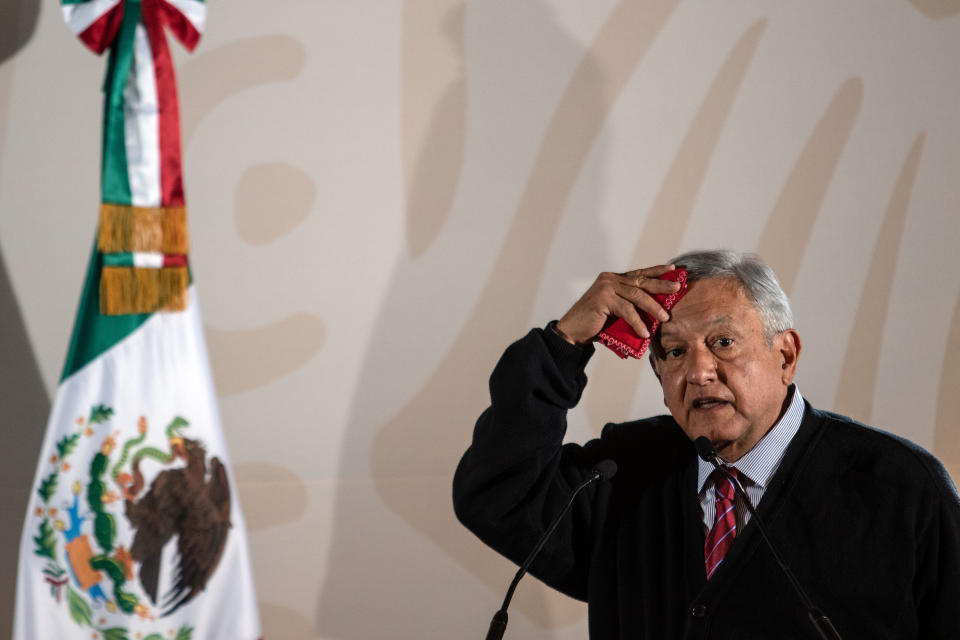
left=714, top=338, right=733, bottom=348
left=666, top=348, right=684, bottom=359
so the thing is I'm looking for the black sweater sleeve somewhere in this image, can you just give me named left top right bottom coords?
left=452, top=326, right=609, bottom=600
left=913, top=455, right=960, bottom=638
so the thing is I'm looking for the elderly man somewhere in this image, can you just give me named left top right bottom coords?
left=453, top=250, right=960, bottom=639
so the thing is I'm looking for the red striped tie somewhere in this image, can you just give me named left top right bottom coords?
left=704, top=468, right=739, bottom=579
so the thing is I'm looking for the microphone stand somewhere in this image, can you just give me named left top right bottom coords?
left=485, top=461, right=616, bottom=640
left=695, top=437, right=842, bottom=640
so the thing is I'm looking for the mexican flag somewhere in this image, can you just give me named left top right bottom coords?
left=13, top=1, right=262, bottom=638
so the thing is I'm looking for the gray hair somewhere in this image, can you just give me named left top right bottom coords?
left=650, top=249, right=793, bottom=362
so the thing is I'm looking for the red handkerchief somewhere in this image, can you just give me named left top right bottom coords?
left=595, top=268, right=688, bottom=359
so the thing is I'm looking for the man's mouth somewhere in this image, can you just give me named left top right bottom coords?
left=691, top=397, right=730, bottom=411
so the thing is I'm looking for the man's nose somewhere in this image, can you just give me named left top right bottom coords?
left=685, top=345, right=717, bottom=385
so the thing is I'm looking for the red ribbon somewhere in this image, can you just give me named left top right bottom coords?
left=76, top=0, right=202, bottom=208
left=76, top=1, right=201, bottom=55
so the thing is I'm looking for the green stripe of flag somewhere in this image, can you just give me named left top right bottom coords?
left=100, top=0, right=141, bottom=206
left=61, top=238, right=150, bottom=381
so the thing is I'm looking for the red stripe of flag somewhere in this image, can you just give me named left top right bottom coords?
left=141, top=0, right=185, bottom=207
left=163, top=254, right=188, bottom=267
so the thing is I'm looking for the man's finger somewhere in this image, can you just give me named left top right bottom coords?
left=615, top=285, right=670, bottom=323
left=619, top=264, right=676, bottom=279
left=621, top=276, right=682, bottom=296
left=610, top=298, right=650, bottom=339
left=614, top=278, right=676, bottom=319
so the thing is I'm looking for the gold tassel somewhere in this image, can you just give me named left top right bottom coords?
left=100, top=266, right=189, bottom=315
left=98, top=204, right=189, bottom=254
left=161, top=209, right=188, bottom=254
left=159, top=267, right=189, bottom=311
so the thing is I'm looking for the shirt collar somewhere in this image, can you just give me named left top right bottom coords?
left=696, top=385, right=804, bottom=493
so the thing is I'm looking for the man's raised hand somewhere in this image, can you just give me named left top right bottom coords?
left=554, top=265, right=681, bottom=346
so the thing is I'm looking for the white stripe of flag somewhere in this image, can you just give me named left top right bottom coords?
left=125, top=24, right=162, bottom=208
left=61, top=0, right=122, bottom=35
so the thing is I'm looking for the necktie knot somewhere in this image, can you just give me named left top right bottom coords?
left=712, top=467, right=738, bottom=501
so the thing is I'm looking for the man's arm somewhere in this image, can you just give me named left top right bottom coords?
left=452, top=326, right=602, bottom=599
left=453, top=264, right=680, bottom=598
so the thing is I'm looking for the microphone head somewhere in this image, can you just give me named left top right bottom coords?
left=592, top=459, right=618, bottom=481
left=694, top=437, right=716, bottom=463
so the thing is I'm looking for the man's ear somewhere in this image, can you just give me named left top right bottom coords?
left=648, top=354, right=661, bottom=382
left=648, top=356, right=668, bottom=406
left=775, top=329, right=802, bottom=385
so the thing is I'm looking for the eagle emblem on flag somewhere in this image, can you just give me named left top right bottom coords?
left=31, top=405, right=232, bottom=639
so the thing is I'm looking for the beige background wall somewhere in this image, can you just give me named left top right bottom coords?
left=2, top=1, right=959, bottom=638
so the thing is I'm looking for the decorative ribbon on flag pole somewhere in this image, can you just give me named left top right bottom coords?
left=62, top=0, right=206, bottom=315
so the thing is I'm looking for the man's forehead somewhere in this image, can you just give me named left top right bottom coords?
left=660, top=313, right=738, bottom=338
left=659, top=279, right=753, bottom=335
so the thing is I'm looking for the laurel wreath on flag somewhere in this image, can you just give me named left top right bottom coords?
left=32, top=405, right=201, bottom=639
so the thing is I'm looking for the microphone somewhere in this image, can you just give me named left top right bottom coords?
left=592, top=459, right=618, bottom=481
left=484, top=460, right=617, bottom=640
left=694, top=437, right=842, bottom=640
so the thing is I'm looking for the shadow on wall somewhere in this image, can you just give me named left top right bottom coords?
left=0, top=0, right=40, bottom=66
left=907, top=0, right=960, bottom=19
left=402, top=0, right=468, bottom=259
left=0, top=248, right=51, bottom=634
left=316, top=1, right=672, bottom=637
left=1, top=0, right=42, bottom=201
left=175, top=34, right=329, bottom=395
left=935, top=294, right=960, bottom=481
left=1, top=0, right=47, bottom=634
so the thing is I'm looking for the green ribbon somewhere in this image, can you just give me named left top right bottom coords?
left=100, top=0, right=142, bottom=206
left=101, top=252, right=135, bottom=267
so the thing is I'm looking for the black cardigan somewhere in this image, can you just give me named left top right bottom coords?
left=453, top=327, right=960, bottom=639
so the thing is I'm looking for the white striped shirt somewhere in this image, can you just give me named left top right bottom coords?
left=698, top=386, right=805, bottom=533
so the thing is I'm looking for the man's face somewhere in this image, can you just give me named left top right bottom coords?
left=654, top=277, right=800, bottom=462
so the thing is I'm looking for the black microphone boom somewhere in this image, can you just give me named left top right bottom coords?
left=484, top=460, right=617, bottom=640
left=694, top=437, right=842, bottom=640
